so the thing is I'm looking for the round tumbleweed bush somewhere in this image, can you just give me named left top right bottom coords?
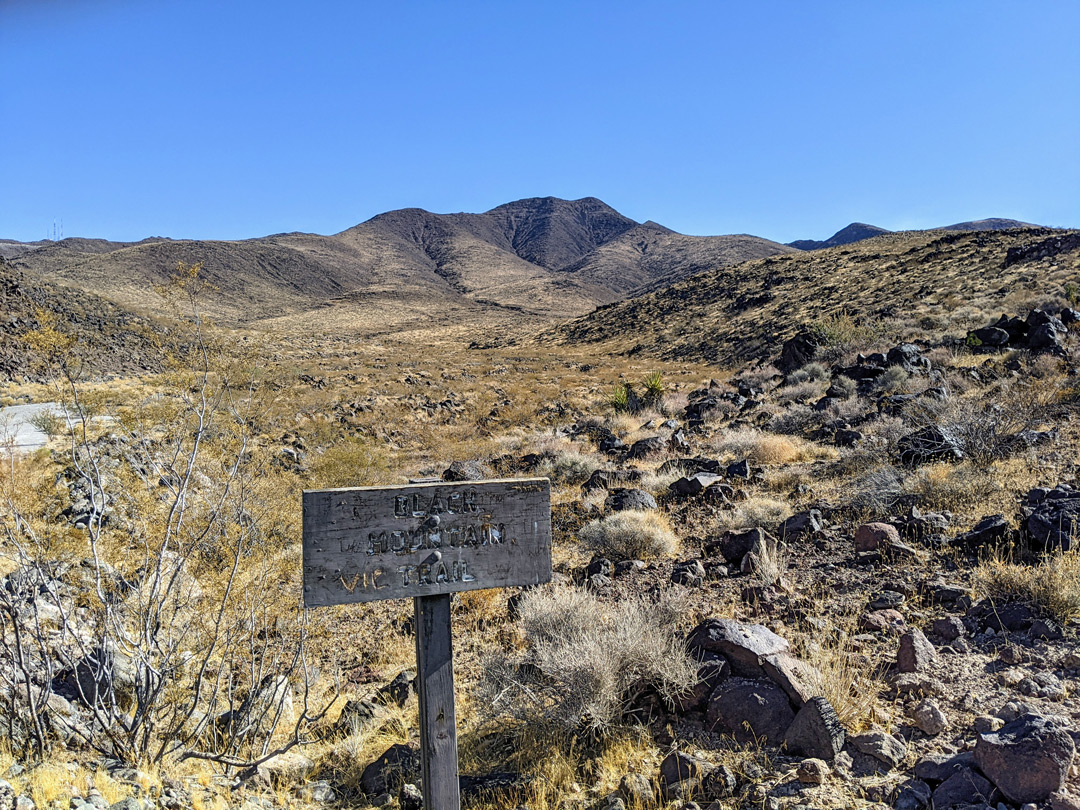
left=578, top=510, right=679, bottom=560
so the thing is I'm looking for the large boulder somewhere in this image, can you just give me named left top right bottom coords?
left=1023, top=485, right=1080, bottom=552
left=974, top=714, right=1075, bottom=803
left=706, top=677, right=794, bottom=744
left=685, top=619, right=789, bottom=677
left=784, top=696, right=845, bottom=761
left=778, top=331, right=822, bottom=374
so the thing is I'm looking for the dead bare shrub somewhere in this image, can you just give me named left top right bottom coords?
left=0, top=264, right=333, bottom=766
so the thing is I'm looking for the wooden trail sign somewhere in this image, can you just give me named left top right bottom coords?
left=303, top=478, right=552, bottom=810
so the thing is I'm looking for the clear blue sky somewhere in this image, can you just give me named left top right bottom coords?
left=2, top=0, right=1078, bottom=244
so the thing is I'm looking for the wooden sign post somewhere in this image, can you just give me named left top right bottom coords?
left=302, top=478, right=552, bottom=810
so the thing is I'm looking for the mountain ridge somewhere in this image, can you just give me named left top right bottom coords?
left=787, top=217, right=1041, bottom=251
left=4, top=197, right=792, bottom=332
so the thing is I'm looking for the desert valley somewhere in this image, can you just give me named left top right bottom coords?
left=2, top=196, right=1080, bottom=810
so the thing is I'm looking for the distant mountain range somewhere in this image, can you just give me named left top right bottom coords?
left=0, top=198, right=795, bottom=332
left=786, top=218, right=1037, bottom=251
left=0, top=199, right=1056, bottom=344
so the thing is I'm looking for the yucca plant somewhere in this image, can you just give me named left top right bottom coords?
left=641, top=371, right=665, bottom=410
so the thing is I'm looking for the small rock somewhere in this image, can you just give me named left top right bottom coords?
left=784, top=697, right=845, bottom=761
left=778, top=510, right=823, bottom=541
left=796, top=758, right=829, bottom=785
left=659, top=751, right=712, bottom=788
left=849, top=729, right=907, bottom=769
left=892, top=779, right=932, bottom=810
left=914, top=752, right=976, bottom=782
left=605, top=489, right=658, bottom=512
left=897, top=628, right=937, bottom=673
left=892, top=672, right=946, bottom=696
left=911, top=698, right=948, bottom=735
left=869, top=590, right=905, bottom=610
left=932, top=768, right=994, bottom=808
left=1051, top=791, right=1080, bottom=810
left=861, top=609, right=906, bottom=634
left=854, top=522, right=898, bottom=552
left=399, top=783, right=423, bottom=810
left=700, top=766, right=737, bottom=800
left=933, top=616, right=965, bottom=641
left=260, top=752, right=315, bottom=784
left=671, top=560, right=706, bottom=587
left=974, top=715, right=1005, bottom=734
left=361, top=743, right=421, bottom=797
left=618, top=773, right=655, bottom=807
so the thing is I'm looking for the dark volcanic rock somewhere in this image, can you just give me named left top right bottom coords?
left=887, top=343, right=929, bottom=372
left=626, top=437, right=666, bottom=460
left=897, top=628, right=937, bottom=673
left=975, top=714, right=1075, bottom=803
left=778, top=509, right=823, bottom=541
left=968, top=326, right=1011, bottom=347
left=685, top=619, right=788, bottom=677
left=955, top=514, right=1010, bottom=547
left=361, top=743, right=421, bottom=796
left=784, top=697, right=845, bottom=761
left=706, top=677, right=794, bottom=744
left=671, top=559, right=706, bottom=587
left=779, top=330, right=822, bottom=374
left=849, top=729, right=907, bottom=769
left=442, top=460, right=490, bottom=481
left=1024, top=485, right=1080, bottom=552
left=669, top=473, right=723, bottom=497
left=604, top=488, right=658, bottom=512
left=854, top=522, right=898, bottom=552
left=932, top=767, right=995, bottom=808
left=707, top=527, right=773, bottom=565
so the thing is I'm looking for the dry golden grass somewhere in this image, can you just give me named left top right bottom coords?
left=975, top=549, right=1080, bottom=624
left=710, top=428, right=836, bottom=466
left=719, top=496, right=792, bottom=532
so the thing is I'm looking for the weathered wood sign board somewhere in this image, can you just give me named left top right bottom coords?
left=303, top=477, right=552, bottom=810
left=302, top=478, right=552, bottom=607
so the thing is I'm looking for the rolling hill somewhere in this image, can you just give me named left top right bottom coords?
left=549, top=226, right=1080, bottom=367
left=787, top=218, right=1041, bottom=251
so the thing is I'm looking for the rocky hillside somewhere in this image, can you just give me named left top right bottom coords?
left=551, top=227, right=1080, bottom=367
left=0, top=257, right=161, bottom=382
left=3, top=198, right=793, bottom=333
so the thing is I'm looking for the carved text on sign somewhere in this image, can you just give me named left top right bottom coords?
left=302, top=478, right=551, bottom=606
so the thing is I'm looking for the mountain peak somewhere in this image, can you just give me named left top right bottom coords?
left=787, top=222, right=892, bottom=251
